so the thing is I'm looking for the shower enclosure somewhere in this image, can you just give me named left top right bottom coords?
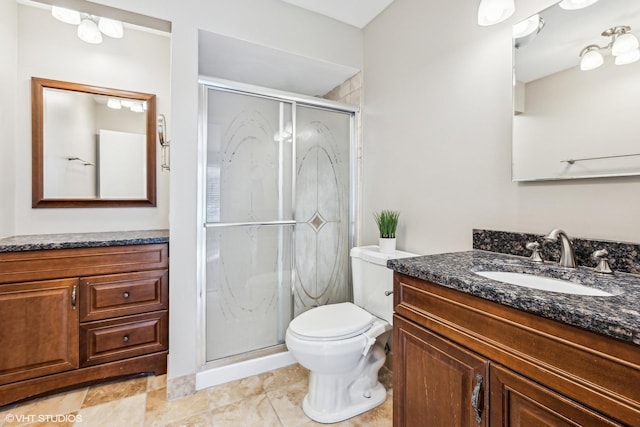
left=198, top=79, right=357, bottom=372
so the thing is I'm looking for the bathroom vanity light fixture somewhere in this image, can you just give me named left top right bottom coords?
left=106, top=99, right=147, bottom=112
left=513, top=14, right=545, bottom=48
left=51, top=6, right=123, bottom=44
left=579, top=26, right=640, bottom=71
left=477, top=0, right=515, bottom=26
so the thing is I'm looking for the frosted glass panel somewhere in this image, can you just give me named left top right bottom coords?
left=201, top=83, right=354, bottom=365
left=294, top=106, right=352, bottom=315
left=205, top=225, right=293, bottom=361
left=205, top=89, right=293, bottom=223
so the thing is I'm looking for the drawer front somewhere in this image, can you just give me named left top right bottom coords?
left=0, top=244, right=168, bottom=284
left=79, top=270, right=168, bottom=322
left=80, top=311, right=168, bottom=367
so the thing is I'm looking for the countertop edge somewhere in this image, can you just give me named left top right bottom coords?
left=0, top=230, right=170, bottom=253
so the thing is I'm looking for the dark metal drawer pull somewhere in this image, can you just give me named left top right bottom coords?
left=471, top=373, right=483, bottom=424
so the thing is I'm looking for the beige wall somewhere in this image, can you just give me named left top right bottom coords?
left=362, top=0, right=640, bottom=257
left=0, top=1, right=17, bottom=238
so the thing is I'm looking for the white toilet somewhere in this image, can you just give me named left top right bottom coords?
left=285, top=245, right=416, bottom=423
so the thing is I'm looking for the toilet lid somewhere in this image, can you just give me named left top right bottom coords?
left=288, top=302, right=375, bottom=340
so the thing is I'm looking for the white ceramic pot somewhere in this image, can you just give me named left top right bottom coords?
left=379, top=238, right=396, bottom=254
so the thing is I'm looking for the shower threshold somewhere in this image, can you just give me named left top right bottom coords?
left=196, top=345, right=295, bottom=390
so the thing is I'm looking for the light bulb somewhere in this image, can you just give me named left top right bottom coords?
left=107, top=99, right=122, bottom=109
left=513, top=14, right=540, bottom=39
left=51, top=6, right=81, bottom=25
left=98, top=17, right=124, bottom=38
left=130, top=103, right=144, bottom=113
left=77, top=19, right=102, bottom=44
left=580, top=47, right=603, bottom=71
left=558, top=0, right=599, bottom=10
left=612, top=32, right=639, bottom=56
left=478, top=0, right=515, bottom=26
left=615, top=48, right=640, bottom=65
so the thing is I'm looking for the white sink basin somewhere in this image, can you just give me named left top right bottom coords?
left=474, top=271, right=614, bottom=297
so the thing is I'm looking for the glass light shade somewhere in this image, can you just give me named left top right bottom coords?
left=513, top=14, right=540, bottom=39
left=77, top=19, right=102, bottom=44
left=478, top=0, right=515, bottom=26
left=51, top=6, right=81, bottom=25
left=615, top=48, right=640, bottom=65
left=558, top=0, right=599, bottom=10
left=107, top=99, right=122, bottom=109
left=130, top=103, right=144, bottom=113
left=580, top=49, right=603, bottom=71
left=98, top=17, right=124, bottom=38
left=612, top=32, right=640, bottom=56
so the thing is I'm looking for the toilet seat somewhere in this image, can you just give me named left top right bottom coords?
left=288, top=302, right=376, bottom=341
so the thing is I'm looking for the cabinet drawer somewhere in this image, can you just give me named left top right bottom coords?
left=79, top=270, right=168, bottom=322
left=80, top=311, right=168, bottom=367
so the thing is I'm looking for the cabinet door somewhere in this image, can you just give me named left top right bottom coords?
left=393, top=315, right=489, bottom=427
left=0, top=279, right=79, bottom=385
left=490, top=364, right=624, bottom=427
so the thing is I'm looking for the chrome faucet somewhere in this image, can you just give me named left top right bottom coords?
left=544, top=229, right=576, bottom=268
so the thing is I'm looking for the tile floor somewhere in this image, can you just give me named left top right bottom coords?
left=0, top=364, right=393, bottom=427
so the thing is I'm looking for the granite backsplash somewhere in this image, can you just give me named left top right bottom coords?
left=473, top=229, right=640, bottom=275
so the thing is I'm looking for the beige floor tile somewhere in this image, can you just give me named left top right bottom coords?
left=262, top=364, right=309, bottom=392
left=144, top=388, right=209, bottom=427
left=2, top=388, right=87, bottom=427
left=158, top=411, right=213, bottom=427
left=206, top=373, right=270, bottom=409
left=349, top=392, right=393, bottom=427
left=76, top=393, right=146, bottom=427
left=147, top=375, right=167, bottom=392
left=265, top=381, right=309, bottom=427
left=210, top=394, right=281, bottom=427
left=82, top=376, right=147, bottom=408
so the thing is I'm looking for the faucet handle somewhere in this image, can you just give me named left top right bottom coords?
left=526, top=242, right=544, bottom=263
left=592, top=249, right=613, bottom=274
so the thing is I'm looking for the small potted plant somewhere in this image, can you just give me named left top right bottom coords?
left=373, top=210, right=400, bottom=253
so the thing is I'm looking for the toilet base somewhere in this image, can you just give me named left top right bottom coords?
left=302, top=381, right=387, bottom=424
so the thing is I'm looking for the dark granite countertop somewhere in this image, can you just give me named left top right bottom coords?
left=388, top=250, right=640, bottom=346
left=0, top=230, right=169, bottom=253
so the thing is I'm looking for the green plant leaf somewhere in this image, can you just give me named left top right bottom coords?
left=373, top=210, right=400, bottom=238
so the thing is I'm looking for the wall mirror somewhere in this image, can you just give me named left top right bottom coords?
left=512, top=0, right=640, bottom=181
left=32, top=77, right=157, bottom=207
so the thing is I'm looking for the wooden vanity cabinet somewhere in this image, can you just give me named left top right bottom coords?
left=393, top=273, right=640, bottom=427
left=0, top=244, right=168, bottom=406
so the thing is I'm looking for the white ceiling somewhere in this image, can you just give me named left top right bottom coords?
left=280, top=0, right=394, bottom=28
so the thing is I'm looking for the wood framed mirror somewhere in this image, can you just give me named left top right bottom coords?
left=32, top=77, right=157, bottom=207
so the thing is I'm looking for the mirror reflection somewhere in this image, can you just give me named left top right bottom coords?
left=32, top=77, right=157, bottom=207
left=512, top=0, right=640, bottom=181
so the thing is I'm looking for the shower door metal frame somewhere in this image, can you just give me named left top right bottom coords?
left=196, top=76, right=360, bottom=371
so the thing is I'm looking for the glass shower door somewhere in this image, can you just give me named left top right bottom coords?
left=203, top=87, right=294, bottom=362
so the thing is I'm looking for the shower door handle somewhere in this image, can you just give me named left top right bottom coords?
left=204, top=220, right=297, bottom=228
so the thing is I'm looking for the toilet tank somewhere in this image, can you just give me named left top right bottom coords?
left=350, top=246, right=417, bottom=323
